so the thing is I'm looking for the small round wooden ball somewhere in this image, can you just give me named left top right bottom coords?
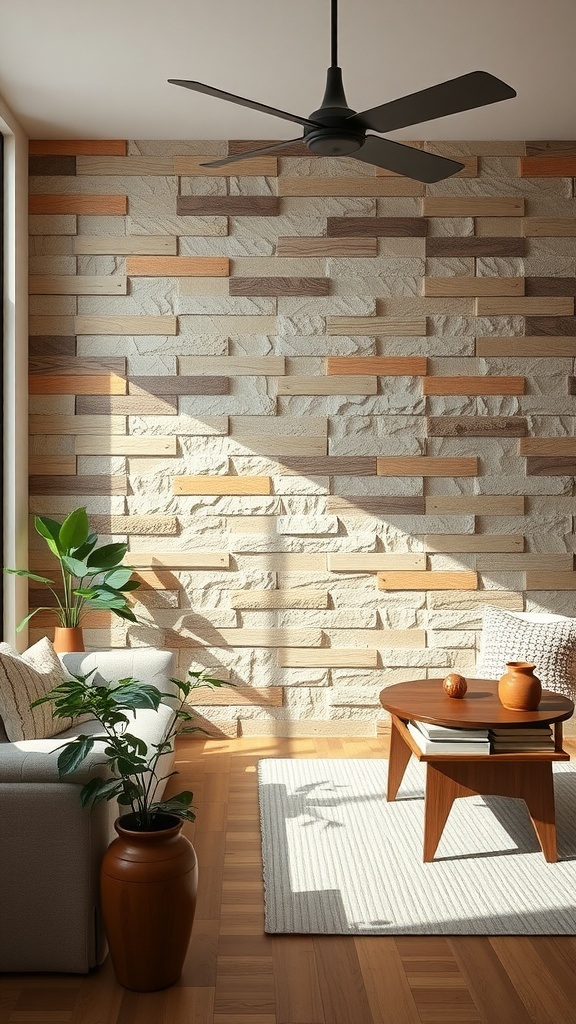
left=443, top=673, right=468, bottom=699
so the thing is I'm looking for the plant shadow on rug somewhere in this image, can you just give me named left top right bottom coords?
left=258, top=759, right=576, bottom=936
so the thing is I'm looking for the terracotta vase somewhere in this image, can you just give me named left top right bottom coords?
left=498, top=661, right=542, bottom=712
left=100, top=812, right=198, bottom=992
left=52, top=626, right=85, bottom=653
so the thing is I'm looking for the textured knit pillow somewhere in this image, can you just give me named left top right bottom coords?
left=477, top=605, right=576, bottom=699
left=0, top=637, right=71, bottom=741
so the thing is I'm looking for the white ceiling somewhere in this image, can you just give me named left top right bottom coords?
left=1, top=0, right=575, bottom=142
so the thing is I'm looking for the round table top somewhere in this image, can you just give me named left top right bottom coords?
left=379, top=678, right=575, bottom=729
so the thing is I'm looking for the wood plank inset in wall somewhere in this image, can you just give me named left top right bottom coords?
left=27, top=136, right=576, bottom=736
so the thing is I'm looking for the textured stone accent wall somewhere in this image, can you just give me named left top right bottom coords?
left=28, top=138, right=576, bottom=736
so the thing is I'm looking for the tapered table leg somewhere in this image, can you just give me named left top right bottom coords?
left=386, top=716, right=413, bottom=801
left=423, top=765, right=461, bottom=862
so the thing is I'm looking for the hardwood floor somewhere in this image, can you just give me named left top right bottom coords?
left=2, top=736, right=576, bottom=1024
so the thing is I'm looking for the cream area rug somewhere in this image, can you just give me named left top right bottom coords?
left=258, top=758, right=576, bottom=935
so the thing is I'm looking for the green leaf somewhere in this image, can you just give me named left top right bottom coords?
left=80, top=776, right=122, bottom=807
left=62, top=555, right=90, bottom=578
left=57, top=735, right=95, bottom=776
left=117, top=579, right=141, bottom=593
left=72, top=533, right=98, bottom=561
left=15, top=607, right=54, bottom=632
left=110, top=606, right=138, bottom=622
left=4, top=569, right=55, bottom=585
left=109, top=683, right=162, bottom=711
left=59, top=507, right=90, bottom=553
left=103, top=567, right=133, bottom=590
left=34, top=516, right=63, bottom=558
left=87, top=543, right=128, bottom=570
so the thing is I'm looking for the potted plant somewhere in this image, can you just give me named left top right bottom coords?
left=6, top=506, right=140, bottom=652
left=32, top=666, right=227, bottom=991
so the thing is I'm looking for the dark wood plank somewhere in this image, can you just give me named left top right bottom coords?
left=230, top=277, right=330, bottom=296
left=228, top=139, right=308, bottom=156
left=327, top=495, right=426, bottom=515
left=278, top=457, right=377, bottom=476
left=526, top=456, right=576, bottom=475
left=29, top=336, right=77, bottom=357
left=450, top=937, right=533, bottom=1024
left=327, top=216, right=428, bottom=237
left=357, top=937, right=421, bottom=1024
left=29, top=475, right=128, bottom=495
left=568, top=377, right=576, bottom=395
left=525, top=277, right=576, bottom=297
left=525, top=316, right=576, bottom=335
left=128, top=376, right=229, bottom=395
left=272, top=937, right=325, bottom=1024
left=29, top=155, right=77, bottom=176
left=29, top=356, right=126, bottom=375
left=426, top=237, right=526, bottom=257
left=76, top=395, right=178, bottom=415
left=427, top=416, right=528, bottom=437
left=177, top=196, right=280, bottom=216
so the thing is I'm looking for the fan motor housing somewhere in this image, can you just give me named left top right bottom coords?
left=304, top=108, right=365, bottom=156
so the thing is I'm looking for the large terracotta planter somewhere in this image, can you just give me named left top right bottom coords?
left=498, top=661, right=542, bottom=712
left=100, top=812, right=198, bottom=991
left=52, top=626, right=85, bottom=653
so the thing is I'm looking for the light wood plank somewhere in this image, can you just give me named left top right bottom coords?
left=29, top=276, right=127, bottom=295
left=29, top=375, right=126, bottom=395
left=525, top=572, right=576, bottom=590
left=523, top=219, right=576, bottom=236
left=423, top=377, right=525, bottom=396
left=328, top=553, right=426, bottom=571
left=424, top=278, right=524, bottom=297
left=190, top=687, right=283, bottom=706
left=180, top=628, right=321, bottom=649
left=425, top=496, right=525, bottom=515
left=174, top=156, right=278, bottom=175
left=76, top=155, right=174, bottom=175
left=74, top=436, right=177, bottom=455
left=177, top=357, right=285, bottom=376
left=29, top=415, right=126, bottom=435
left=424, top=535, right=524, bottom=553
left=229, top=589, right=329, bottom=609
left=77, top=395, right=178, bottom=415
left=278, top=178, right=424, bottom=196
left=174, top=476, right=271, bottom=495
left=326, top=317, right=426, bottom=336
left=276, top=237, right=377, bottom=257
left=277, top=649, right=378, bottom=667
left=74, top=315, right=177, bottom=335
left=377, top=457, right=477, bottom=477
left=474, top=217, right=523, bottom=237
left=477, top=554, right=573, bottom=571
left=126, top=256, right=229, bottom=276
left=28, top=456, right=77, bottom=476
left=423, top=197, right=524, bottom=216
left=278, top=456, right=375, bottom=476
left=378, top=571, right=478, bottom=590
left=327, top=357, right=427, bottom=376
left=127, top=552, right=229, bottom=568
left=73, top=236, right=177, bottom=255
left=475, top=297, right=574, bottom=316
left=519, top=437, right=576, bottom=456
left=276, top=376, right=378, bottom=396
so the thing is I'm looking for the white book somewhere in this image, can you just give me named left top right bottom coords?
left=407, top=721, right=491, bottom=755
left=414, top=719, right=489, bottom=741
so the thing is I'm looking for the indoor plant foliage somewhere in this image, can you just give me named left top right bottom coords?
left=6, top=506, right=140, bottom=632
left=32, top=667, right=226, bottom=829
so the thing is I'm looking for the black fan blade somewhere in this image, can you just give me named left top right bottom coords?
left=351, top=71, right=516, bottom=134
left=351, top=136, right=464, bottom=183
left=168, top=79, right=322, bottom=130
left=201, top=139, right=305, bottom=169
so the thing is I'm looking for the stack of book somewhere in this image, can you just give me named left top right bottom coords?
left=489, top=725, right=554, bottom=753
left=407, top=720, right=490, bottom=754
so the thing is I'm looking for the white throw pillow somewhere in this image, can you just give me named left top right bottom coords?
left=477, top=605, right=576, bottom=699
left=0, top=637, right=71, bottom=741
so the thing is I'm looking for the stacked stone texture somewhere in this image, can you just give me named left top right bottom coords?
left=28, top=139, right=576, bottom=736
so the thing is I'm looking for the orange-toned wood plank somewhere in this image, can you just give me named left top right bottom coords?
left=173, top=476, right=272, bottom=495
left=29, top=195, right=127, bottom=215
left=28, top=374, right=126, bottom=394
left=378, top=571, right=478, bottom=590
left=29, top=139, right=127, bottom=156
left=126, top=256, right=230, bottom=277
left=327, top=356, right=427, bottom=376
left=520, top=156, right=576, bottom=176
left=423, top=376, right=525, bottom=396
left=519, top=437, right=576, bottom=456
left=376, top=457, right=477, bottom=477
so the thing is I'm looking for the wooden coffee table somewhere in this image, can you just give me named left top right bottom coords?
left=380, top=679, right=574, bottom=862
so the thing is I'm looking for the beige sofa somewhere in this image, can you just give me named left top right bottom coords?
left=0, top=648, right=176, bottom=974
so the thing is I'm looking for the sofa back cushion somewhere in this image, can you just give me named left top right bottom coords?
left=0, top=638, right=70, bottom=741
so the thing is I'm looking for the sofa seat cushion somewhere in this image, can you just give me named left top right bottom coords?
left=0, top=638, right=71, bottom=741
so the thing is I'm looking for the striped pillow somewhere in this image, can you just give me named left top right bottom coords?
left=0, top=637, right=70, bottom=741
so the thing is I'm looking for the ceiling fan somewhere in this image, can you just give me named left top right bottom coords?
left=168, top=0, right=516, bottom=183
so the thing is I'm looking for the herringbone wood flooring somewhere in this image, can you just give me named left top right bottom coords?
left=1, top=736, right=576, bottom=1024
